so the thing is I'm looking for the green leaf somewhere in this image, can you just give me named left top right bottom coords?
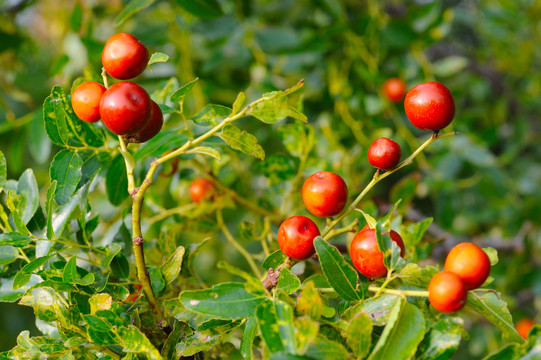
left=216, top=261, right=265, bottom=295
left=69, top=2, right=83, bottom=31
left=256, top=154, right=296, bottom=186
left=249, top=91, right=306, bottom=124
left=279, top=120, right=315, bottom=158
left=484, top=247, right=499, bottom=266
left=467, top=291, right=523, bottom=343
left=161, top=246, right=185, bottom=284
left=306, top=336, right=349, bottom=360
left=148, top=52, right=169, bottom=65
left=14, top=256, right=52, bottom=290
left=219, top=124, right=265, bottom=160
left=19, top=287, right=68, bottom=321
left=192, top=104, right=231, bottom=126
left=416, top=317, right=464, bottom=360
left=133, top=130, right=189, bottom=161
left=184, top=146, right=221, bottom=160
left=0, top=245, right=18, bottom=265
left=390, top=175, right=418, bottom=208
left=483, top=344, right=522, bottom=360
left=170, top=78, right=199, bottom=103
left=347, top=313, right=372, bottom=359
left=0, top=276, right=41, bottom=302
left=105, top=154, right=128, bottom=206
left=313, top=236, right=364, bottom=301
left=164, top=299, right=214, bottom=329
left=295, top=317, right=319, bottom=355
left=45, top=180, right=57, bottom=239
left=174, top=0, right=224, bottom=19
left=180, top=283, right=265, bottom=319
left=297, top=281, right=324, bottom=321
left=232, top=92, right=246, bottom=115
left=50, top=150, right=83, bottom=205
left=0, top=233, right=32, bottom=247
left=276, top=268, right=301, bottom=294
left=119, top=325, right=163, bottom=360
left=375, top=223, right=406, bottom=273
left=6, top=192, right=30, bottom=235
left=262, top=250, right=287, bottom=270
left=368, top=298, right=426, bottom=360
left=342, top=294, right=400, bottom=326
left=175, top=321, right=241, bottom=357
left=149, top=268, right=165, bottom=293
left=43, top=92, right=68, bottom=146
left=62, top=257, right=95, bottom=286
left=256, top=299, right=297, bottom=354
left=114, top=0, right=155, bottom=26
left=110, top=252, right=130, bottom=279
left=400, top=218, right=433, bottom=248
left=0, top=151, right=6, bottom=193
left=89, top=294, right=112, bottom=315
left=240, top=317, right=258, bottom=359
left=433, top=56, right=469, bottom=77
left=17, top=169, right=39, bottom=224
left=397, top=263, right=439, bottom=288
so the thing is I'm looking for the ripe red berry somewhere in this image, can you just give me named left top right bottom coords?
left=404, top=81, right=455, bottom=131
left=367, top=138, right=401, bottom=170
left=130, top=101, right=163, bottom=143
left=444, top=242, right=491, bottom=290
left=102, top=33, right=149, bottom=80
left=516, top=318, right=535, bottom=340
left=189, top=178, right=216, bottom=203
left=302, top=172, right=348, bottom=217
left=428, top=271, right=467, bottom=313
left=99, top=82, right=152, bottom=136
left=382, top=78, right=407, bottom=103
left=349, top=228, right=405, bottom=279
left=277, top=216, right=320, bottom=260
left=71, top=81, right=106, bottom=123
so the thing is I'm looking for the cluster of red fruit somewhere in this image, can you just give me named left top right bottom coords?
left=428, top=242, right=491, bottom=313
left=71, top=33, right=163, bottom=143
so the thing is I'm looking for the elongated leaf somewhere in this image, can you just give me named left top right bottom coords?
left=262, top=250, right=287, bottom=270
left=219, top=124, right=265, bottom=160
left=249, top=91, right=306, bottom=124
left=467, top=291, right=523, bottom=343
left=161, top=246, right=185, bottom=284
left=106, top=154, right=128, bottom=206
left=45, top=180, right=57, bottom=239
left=256, top=300, right=296, bottom=354
left=192, top=104, right=231, bottom=126
left=0, top=151, right=6, bottom=193
left=347, top=313, right=372, bottom=358
left=0, top=233, right=32, bottom=247
left=17, top=169, right=39, bottom=224
left=368, top=298, right=426, bottom=360
left=375, top=223, right=406, bottom=273
left=170, top=78, right=199, bottom=103
left=398, top=263, right=438, bottom=288
left=6, top=192, right=30, bottom=235
left=50, top=150, right=83, bottom=205
left=180, top=283, right=265, bottom=319
left=176, top=322, right=240, bottom=357
left=174, top=0, right=223, bottom=19
left=43, top=92, right=68, bottom=146
left=232, top=92, right=246, bottom=115
left=148, top=52, right=169, bottom=65
left=306, top=336, right=349, bottom=360
left=185, top=146, right=221, bottom=160
left=119, top=325, right=164, bottom=360
left=417, top=317, right=464, bottom=360
left=313, top=236, right=364, bottom=301
left=62, top=257, right=95, bottom=286
left=240, top=317, right=258, bottom=359
left=133, top=130, right=189, bottom=161
left=400, top=218, right=433, bottom=248
left=14, top=256, right=53, bottom=290
left=342, top=294, right=400, bottom=326
left=0, top=245, right=18, bottom=265
left=114, top=0, right=155, bottom=26
left=0, top=275, right=42, bottom=303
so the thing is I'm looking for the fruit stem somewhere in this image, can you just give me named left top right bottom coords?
left=217, top=208, right=262, bottom=279
left=101, top=67, right=109, bottom=88
left=323, top=219, right=359, bottom=241
left=118, top=136, right=136, bottom=194
left=321, top=132, right=457, bottom=237
left=315, top=286, right=429, bottom=297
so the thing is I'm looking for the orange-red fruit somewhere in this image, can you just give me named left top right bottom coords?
left=277, top=216, right=320, bottom=260
left=404, top=81, right=455, bottom=131
left=516, top=318, right=535, bottom=340
left=367, top=137, right=402, bottom=170
left=302, top=171, right=348, bottom=217
left=382, top=78, right=407, bottom=102
left=444, top=242, right=491, bottom=290
left=71, top=81, right=106, bottom=123
left=349, top=228, right=405, bottom=279
left=189, top=178, right=216, bottom=203
left=132, top=101, right=163, bottom=143
left=428, top=271, right=467, bottom=313
left=99, top=82, right=152, bottom=135
left=102, top=33, right=149, bottom=80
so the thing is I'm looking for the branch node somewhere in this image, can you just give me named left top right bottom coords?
left=130, top=187, right=140, bottom=198
left=133, top=236, right=144, bottom=245
left=262, top=268, right=280, bottom=292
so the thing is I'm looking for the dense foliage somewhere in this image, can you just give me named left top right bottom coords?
left=0, top=0, right=540, bottom=359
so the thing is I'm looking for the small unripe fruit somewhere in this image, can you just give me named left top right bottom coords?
left=349, top=228, right=405, bottom=279
left=102, top=33, right=149, bottom=80
left=277, top=216, right=320, bottom=260
left=367, top=138, right=401, bottom=170
left=444, top=242, right=491, bottom=290
left=382, top=78, right=407, bottom=103
left=516, top=318, right=535, bottom=340
left=302, top=172, right=348, bottom=217
left=99, top=82, right=152, bottom=135
left=130, top=101, right=163, bottom=143
left=71, top=81, right=106, bottom=123
left=404, top=81, right=455, bottom=131
left=189, top=178, right=216, bottom=203
left=428, top=271, right=467, bottom=313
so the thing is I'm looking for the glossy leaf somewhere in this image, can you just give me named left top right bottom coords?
left=256, top=299, right=297, bottom=354
left=170, top=78, right=199, bottom=103
left=313, top=236, right=364, bottom=301
left=0, top=233, right=32, bottom=247
left=417, top=317, right=464, bottom=360
left=161, top=246, right=185, bottom=284
left=45, top=180, right=56, bottom=239
left=347, top=313, right=372, bottom=358
left=0, top=245, right=18, bottom=265
left=262, top=250, right=287, bottom=270
left=240, top=317, right=258, bottom=360
left=375, top=223, right=406, bottom=273
left=105, top=154, right=128, bottom=206
left=17, top=169, right=39, bottom=224
left=276, top=268, right=301, bottom=294
left=13, top=255, right=52, bottom=290
left=50, top=149, right=83, bottom=205
left=43, top=92, right=68, bottom=146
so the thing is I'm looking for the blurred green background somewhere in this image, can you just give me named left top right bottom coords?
left=0, top=0, right=540, bottom=357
